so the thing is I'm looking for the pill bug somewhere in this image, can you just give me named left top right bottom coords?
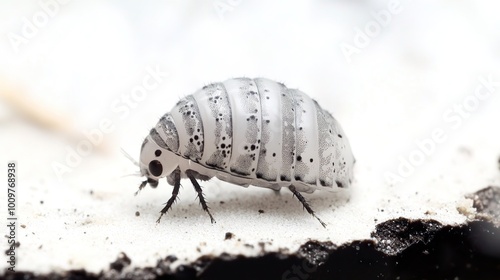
left=136, top=77, right=354, bottom=227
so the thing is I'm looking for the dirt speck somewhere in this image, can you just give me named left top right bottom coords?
left=109, top=252, right=131, bottom=272
left=468, top=186, right=500, bottom=226
left=297, top=240, right=336, bottom=265
left=224, top=232, right=234, bottom=240
left=135, top=211, right=140, bottom=217
left=371, top=218, right=442, bottom=255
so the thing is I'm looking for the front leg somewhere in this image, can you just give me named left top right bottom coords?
left=186, top=170, right=216, bottom=224
left=135, top=180, right=148, bottom=196
left=156, top=169, right=181, bottom=223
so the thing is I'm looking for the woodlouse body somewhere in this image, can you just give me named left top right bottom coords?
left=138, top=77, right=354, bottom=226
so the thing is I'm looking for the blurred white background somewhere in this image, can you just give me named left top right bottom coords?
left=1, top=0, right=499, bottom=273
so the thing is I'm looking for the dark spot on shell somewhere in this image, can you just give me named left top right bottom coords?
left=221, top=144, right=226, bottom=148
left=250, top=145, right=256, bottom=151
left=296, top=156, right=302, bottom=161
left=272, top=153, right=276, bottom=157
left=336, top=180, right=345, bottom=188
left=310, top=158, right=313, bottom=163
left=155, top=150, right=162, bottom=157
left=295, top=175, right=301, bottom=181
left=338, top=134, right=343, bottom=138
left=194, top=135, right=199, bottom=140
left=320, top=180, right=327, bottom=186
left=280, top=175, right=287, bottom=181
left=256, top=173, right=263, bottom=178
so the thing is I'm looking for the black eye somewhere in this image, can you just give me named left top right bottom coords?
left=155, top=150, right=162, bottom=157
left=148, top=160, right=163, bottom=177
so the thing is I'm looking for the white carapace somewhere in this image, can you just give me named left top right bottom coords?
left=137, top=77, right=354, bottom=227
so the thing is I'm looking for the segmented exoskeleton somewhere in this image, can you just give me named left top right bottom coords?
left=137, top=78, right=354, bottom=227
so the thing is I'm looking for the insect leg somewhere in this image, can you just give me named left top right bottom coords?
left=186, top=170, right=216, bottom=224
left=289, top=185, right=326, bottom=228
left=156, top=169, right=181, bottom=223
left=135, top=180, right=148, bottom=196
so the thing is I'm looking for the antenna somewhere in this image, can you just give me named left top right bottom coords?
left=121, top=148, right=140, bottom=167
